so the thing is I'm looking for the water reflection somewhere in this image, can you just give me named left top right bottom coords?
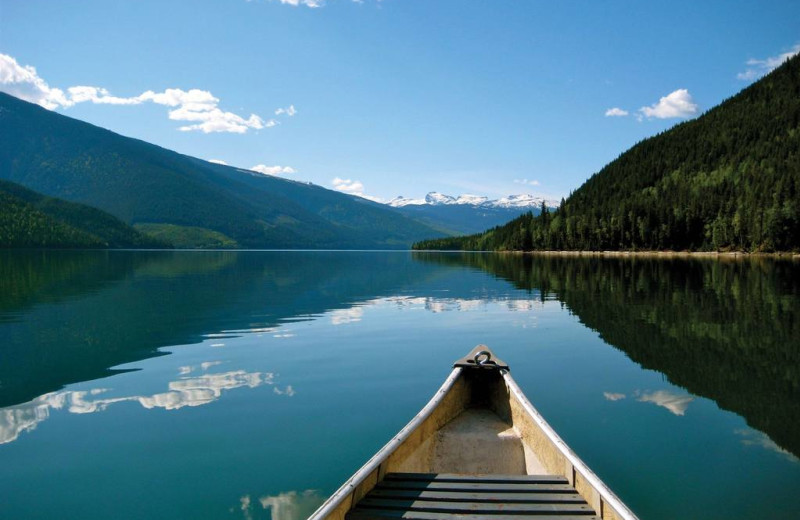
left=1, top=250, right=544, bottom=447
left=636, top=390, right=694, bottom=416
left=273, top=386, right=296, bottom=397
left=366, top=295, right=543, bottom=313
left=0, top=365, right=292, bottom=444
left=735, top=429, right=799, bottom=463
left=180, top=361, right=223, bottom=374
left=322, top=295, right=542, bottom=335
left=0, top=250, right=797, bottom=520
left=418, top=253, right=800, bottom=457
left=0, top=250, right=471, bottom=407
left=604, top=389, right=695, bottom=416
left=330, top=307, right=364, bottom=325
left=234, top=490, right=324, bottom=520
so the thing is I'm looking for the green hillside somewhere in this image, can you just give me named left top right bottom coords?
left=0, top=180, right=166, bottom=248
left=0, top=92, right=444, bottom=249
left=416, top=54, right=800, bottom=252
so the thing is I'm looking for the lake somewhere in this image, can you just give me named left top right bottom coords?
left=0, top=250, right=798, bottom=519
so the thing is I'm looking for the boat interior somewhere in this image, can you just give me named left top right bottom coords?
left=311, top=348, right=637, bottom=520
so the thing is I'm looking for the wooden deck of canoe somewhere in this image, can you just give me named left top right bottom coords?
left=347, top=473, right=600, bottom=520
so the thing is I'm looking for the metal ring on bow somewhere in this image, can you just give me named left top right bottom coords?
left=474, top=350, right=493, bottom=366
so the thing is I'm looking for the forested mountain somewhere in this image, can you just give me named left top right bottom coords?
left=0, top=180, right=165, bottom=248
left=0, top=92, right=444, bottom=249
left=416, top=54, right=800, bottom=252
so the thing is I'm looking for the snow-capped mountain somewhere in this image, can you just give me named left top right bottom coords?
left=387, top=192, right=558, bottom=209
left=494, top=194, right=560, bottom=208
left=387, top=195, right=427, bottom=207
left=387, top=192, right=560, bottom=236
left=425, top=192, right=456, bottom=205
left=452, top=194, right=489, bottom=205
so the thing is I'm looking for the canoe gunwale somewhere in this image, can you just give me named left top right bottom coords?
left=309, top=348, right=640, bottom=520
left=308, top=367, right=465, bottom=520
left=502, top=371, right=639, bottom=520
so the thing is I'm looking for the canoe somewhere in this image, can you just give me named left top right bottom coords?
left=309, top=346, right=639, bottom=520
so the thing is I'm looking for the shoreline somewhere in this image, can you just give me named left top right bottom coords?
left=500, top=250, right=800, bottom=260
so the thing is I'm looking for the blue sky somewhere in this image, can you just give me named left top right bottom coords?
left=1, top=0, right=798, bottom=203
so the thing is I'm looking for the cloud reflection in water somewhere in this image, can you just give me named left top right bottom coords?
left=0, top=365, right=293, bottom=444
left=234, top=490, right=324, bottom=520
left=336, top=295, right=543, bottom=316
left=330, top=307, right=363, bottom=325
left=637, top=390, right=694, bottom=416
left=735, top=429, right=798, bottom=463
left=603, top=389, right=695, bottom=415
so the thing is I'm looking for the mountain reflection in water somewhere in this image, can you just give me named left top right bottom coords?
left=415, top=252, right=800, bottom=457
left=0, top=250, right=520, bottom=408
left=0, top=250, right=798, bottom=520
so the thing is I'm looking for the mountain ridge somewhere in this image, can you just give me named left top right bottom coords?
left=388, top=191, right=559, bottom=209
left=414, top=54, right=800, bottom=252
left=0, top=92, right=445, bottom=249
left=386, top=192, right=558, bottom=235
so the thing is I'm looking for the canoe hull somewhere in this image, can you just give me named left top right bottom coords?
left=309, top=368, right=468, bottom=520
left=309, top=349, right=638, bottom=520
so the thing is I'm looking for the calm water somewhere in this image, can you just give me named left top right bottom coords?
left=0, top=250, right=798, bottom=520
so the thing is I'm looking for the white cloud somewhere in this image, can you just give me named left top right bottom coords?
left=275, top=104, right=297, bottom=116
left=605, top=107, right=629, bottom=117
left=208, top=159, right=228, bottom=165
left=330, top=178, right=383, bottom=202
left=175, top=108, right=269, bottom=134
left=136, top=87, right=217, bottom=108
left=514, top=179, right=540, bottom=186
left=738, top=44, right=800, bottom=81
left=603, top=392, right=626, bottom=401
left=278, top=0, right=325, bottom=7
left=67, top=86, right=142, bottom=105
left=638, top=89, right=698, bottom=120
left=250, top=164, right=297, bottom=176
left=0, top=53, right=72, bottom=109
left=273, top=0, right=380, bottom=7
left=0, top=53, right=275, bottom=134
left=332, top=177, right=364, bottom=194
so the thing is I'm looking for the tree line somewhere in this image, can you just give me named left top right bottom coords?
left=416, top=54, right=800, bottom=253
